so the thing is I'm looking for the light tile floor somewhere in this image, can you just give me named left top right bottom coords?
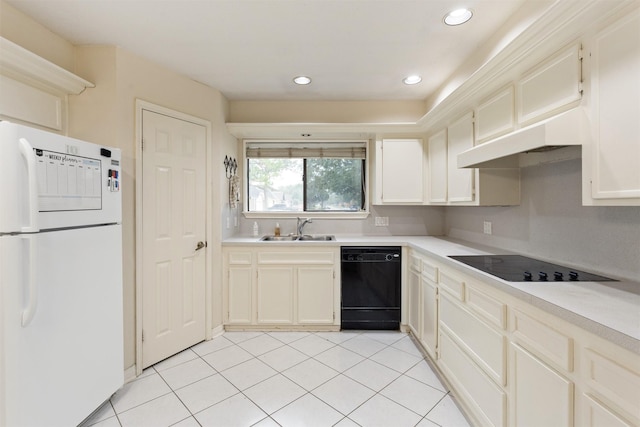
left=79, top=331, right=471, bottom=427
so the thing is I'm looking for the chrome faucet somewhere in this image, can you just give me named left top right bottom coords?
left=296, top=217, right=313, bottom=236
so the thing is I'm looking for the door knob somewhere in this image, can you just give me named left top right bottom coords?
left=195, top=241, right=206, bottom=251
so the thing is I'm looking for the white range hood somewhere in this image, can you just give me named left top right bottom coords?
left=458, top=108, right=589, bottom=168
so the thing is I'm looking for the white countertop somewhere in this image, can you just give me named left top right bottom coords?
left=223, top=235, right=640, bottom=354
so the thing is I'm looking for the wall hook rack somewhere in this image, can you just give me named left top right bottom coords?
left=224, top=155, right=237, bottom=178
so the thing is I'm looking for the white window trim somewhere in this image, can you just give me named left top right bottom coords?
left=241, top=139, right=371, bottom=219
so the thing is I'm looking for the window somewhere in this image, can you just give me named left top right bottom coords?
left=245, top=141, right=367, bottom=214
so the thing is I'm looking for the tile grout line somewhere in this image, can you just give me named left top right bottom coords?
left=112, top=330, right=452, bottom=427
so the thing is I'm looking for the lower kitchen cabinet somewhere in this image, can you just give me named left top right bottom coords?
left=223, top=246, right=339, bottom=328
left=227, top=266, right=253, bottom=324
left=257, top=267, right=294, bottom=324
left=407, top=256, right=422, bottom=337
left=440, top=292, right=506, bottom=385
left=581, top=394, right=634, bottom=427
left=511, top=343, right=573, bottom=427
left=579, top=348, right=640, bottom=426
left=420, top=275, right=438, bottom=360
left=439, top=330, right=507, bottom=427
left=406, top=251, right=640, bottom=427
left=408, top=249, right=438, bottom=360
left=297, top=266, right=335, bottom=324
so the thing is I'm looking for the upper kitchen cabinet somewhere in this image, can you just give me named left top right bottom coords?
left=447, top=113, right=476, bottom=203
left=374, top=138, right=425, bottom=204
left=475, top=86, right=515, bottom=144
left=583, top=9, right=640, bottom=206
left=427, top=130, right=448, bottom=204
left=427, top=113, right=520, bottom=206
left=516, top=44, right=582, bottom=126
left=0, top=37, right=94, bottom=132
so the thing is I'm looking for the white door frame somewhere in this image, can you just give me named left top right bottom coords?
left=134, top=99, right=213, bottom=376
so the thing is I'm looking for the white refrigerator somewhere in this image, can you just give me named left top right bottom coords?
left=0, top=121, right=124, bottom=426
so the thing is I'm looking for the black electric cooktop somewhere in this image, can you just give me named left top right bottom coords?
left=448, top=255, right=617, bottom=282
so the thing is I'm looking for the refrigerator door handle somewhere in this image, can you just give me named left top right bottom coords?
left=21, top=234, right=38, bottom=327
left=18, top=137, right=39, bottom=233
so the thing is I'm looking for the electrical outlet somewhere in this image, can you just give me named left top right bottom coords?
left=234, top=216, right=238, bottom=227
left=375, top=217, right=389, bottom=226
left=483, top=221, right=492, bottom=235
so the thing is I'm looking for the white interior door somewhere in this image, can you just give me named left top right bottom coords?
left=142, top=110, right=207, bottom=368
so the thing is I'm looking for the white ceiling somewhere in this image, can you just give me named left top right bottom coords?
left=7, top=0, right=530, bottom=101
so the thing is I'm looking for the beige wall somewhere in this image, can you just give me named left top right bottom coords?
left=0, top=1, right=75, bottom=72
left=69, top=46, right=234, bottom=372
left=229, top=100, right=426, bottom=123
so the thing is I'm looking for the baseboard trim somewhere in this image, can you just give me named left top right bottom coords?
left=123, top=365, right=137, bottom=384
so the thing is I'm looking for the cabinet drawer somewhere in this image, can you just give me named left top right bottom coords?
left=584, top=349, right=640, bottom=422
left=466, top=284, right=507, bottom=330
left=409, top=253, right=422, bottom=272
left=258, top=251, right=334, bottom=265
left=439, top=269, right=465, bottom=301
left=440, top=293, right=506, bottom=385
left=228, top=252, right=252, bottom=265
left=510, top=308, right=573, bottom=372
left=439, top=330, right=506, bottom=427
left=421, top=258, right=438, bottom=283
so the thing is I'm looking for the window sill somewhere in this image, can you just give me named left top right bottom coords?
left=243, top=211, right=370, bottom=220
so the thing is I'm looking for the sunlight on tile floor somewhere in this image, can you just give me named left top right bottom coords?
left=79, top=331, right=471, bottom=427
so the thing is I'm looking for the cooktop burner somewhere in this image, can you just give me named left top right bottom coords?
left=448, top=255, right=617, bottom=282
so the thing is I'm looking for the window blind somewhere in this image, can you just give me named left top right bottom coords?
left=246, top=141, right=366, bottom=159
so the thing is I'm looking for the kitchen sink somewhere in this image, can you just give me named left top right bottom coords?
left=259, top=234, right=335, bottom=242
left=297, top=235, right=335, bottom=241
left=260, top=235, right=298, bottom=241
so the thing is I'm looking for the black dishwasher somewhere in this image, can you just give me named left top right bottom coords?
left=341, top=247, right=401, bottom=330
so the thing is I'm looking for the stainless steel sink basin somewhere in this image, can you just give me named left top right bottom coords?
left=297, top=235, right=335, bottom=241
left=259, top=234, right=335, bottom=242
left=259, top=235, right=298, bottom=241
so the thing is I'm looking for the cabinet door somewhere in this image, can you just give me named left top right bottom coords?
left=447, top=112, right=475, bottom=203
left=476, top=86, right=515, bottom=143
left=227, top=266, right=253, bottom=324
left=428, top=130, right=448, bottom=203
left=590, top=11, right=640, bottom=201
left=420, top=277, right=438, bottom=360
left=381, top=139, right=424, bottom=203
left=407, top=267, right=421, bottom=337
left=439, top=330, right=507, bottom=427
left=581, top=394, right=633, bottom=427
left=517, top=44, right=581, bottom=124
left=257, top=267, right=294, bottom=324
left=511, top=343, right=573, bottom=427
left=297, top=267, right=334, bottom=324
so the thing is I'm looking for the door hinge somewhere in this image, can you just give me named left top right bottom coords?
left=142, top=330, right=145, bottom=342
left=141, top=138, right=144, bottom=151
left=579, top=44, right=584, bottom=96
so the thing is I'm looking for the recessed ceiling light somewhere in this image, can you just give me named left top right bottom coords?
left=403, top=75, right=422, bottom=85
left=293, top=76, right=312, bottom=85
left=444, top=8, right=473, bottom=26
